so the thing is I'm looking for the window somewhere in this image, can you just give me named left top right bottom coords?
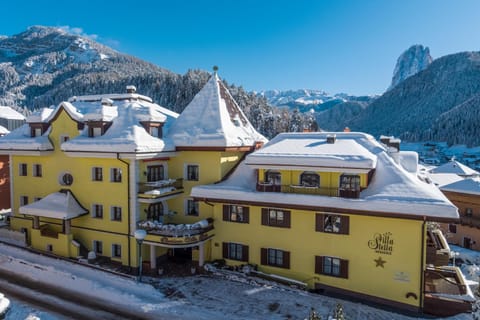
left=466, top=208, right=473, bottom=217
left=34, top=197, right=42, bottom=202
left=449, top=224, right=457, bottom=234
left=89, top=126, right=102, bottom=137
left=186, top=199, right=199, bottom=216
left=147, top=203, right=163, bottom=220
left=111, top=168, right=122, bottom=183
left=19, top=163, right=27, bottom=176
left=339, top=174, right=360, bottom=190
left=33, top=164, right=42, bottom=177
left=60, top=135, right=70, bottom=143
left=265, top=170, right=281, bottom=185
left=111, top=206, right=122, bottom=221
left=261, top=248, right=290, bottom=269
left=261, top=208, right=291, bottom=228
left=339, top=174, right=360, bottom=198
left=315, top=256, right=349, bottom=278
left=186, top=165, right=199, bottom=181
left=92, top=204, right=103, bottom=219
left=147, top=165, right=164, bottom=182
left=112, top=244, right=122, bottom=258
left=20, top=196, right=28, bottom=206
left=300, top=171, right=320, bottom=187
left=92, top=167, right=103, bottom=181
left=223, top=205, right=249, bottom=223
left=222, top=242, right=248, bottom=262
left=149, top=126, right=162, bottom=138
left=33, top=127, right=42, bottom=137
left=60, top=173, right=74, bottom=186
left=93, top=240, right=103, bottom=255
left=316, top=213, right=349, bottom=235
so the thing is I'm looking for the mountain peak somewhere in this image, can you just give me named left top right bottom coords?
left=389, top=44, right=432, bottom=90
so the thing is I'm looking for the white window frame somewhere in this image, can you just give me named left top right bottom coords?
left=185, top=163, right=199, bottom=181
left=110, top=206, right=122, bottom=221
left=110, top=168, right=122, bottom=183
left=185, top=198, right=199, bottom=216
left=92, top=204, right=103, bottom=219
left=33, top=163, right=42, bottom=177
left=93, top=240, right=103, bottom=255
left=111, top=244, right=122, bottom=258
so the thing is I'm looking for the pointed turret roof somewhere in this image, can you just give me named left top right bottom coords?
left=168, top=72, right=267, bottom=149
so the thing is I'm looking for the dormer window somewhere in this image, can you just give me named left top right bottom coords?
left=141, top=122, right=163, bottom=138
left=29, top=123, right=49, bottom=137
left=87, top=121, right=111, bottom=137
left=300, top=171, right=320, bottom=187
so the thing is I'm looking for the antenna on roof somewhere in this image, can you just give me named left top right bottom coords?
left=213, top=65, right=219, bottom=75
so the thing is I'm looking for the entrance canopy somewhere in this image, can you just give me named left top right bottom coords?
left=19, top=190, right=88, bottom=220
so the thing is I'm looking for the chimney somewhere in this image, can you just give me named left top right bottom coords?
left=126, top=85, right=137, bottom=94
left=101, top=98, right=114, bottom=106
left=326, top=134, right=336, bottom=144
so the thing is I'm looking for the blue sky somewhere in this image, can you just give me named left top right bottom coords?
left=2, top=0, right=480, bottom=95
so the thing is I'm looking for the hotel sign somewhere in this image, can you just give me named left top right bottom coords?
left=368, top=232, right=394, bottom=255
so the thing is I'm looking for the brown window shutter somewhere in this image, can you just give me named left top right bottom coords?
left=284, top=211, right=291, bottom=228
left=283, top=251, right=290, bottom=269
left=340, top=215, right=350, bottom=235
left=222, top=242, right=228, bottom=259
left=242, top=245, right=249, bottom=262
left=223, top=205, right=229, bottom=221
left=261, top=248, right=268, bottom=265
left=315, top=213, right=324, bottom=232
left=243, top=207, right=250, bottom=223
left=315, top=256, right=323, bottom=274
left=340, top=259, right=349, bottom=278
left=261, top=208, right=268, bottom=226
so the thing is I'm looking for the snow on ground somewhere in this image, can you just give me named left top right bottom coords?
left=0, top=242, right=475, bottom=320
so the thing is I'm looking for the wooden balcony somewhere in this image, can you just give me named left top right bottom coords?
left=459, top=215, right=480, bottom=228
left=256, top=182, right=360, bottom=199
left=137, top=218, right=214, bottom=247
left=424, top=266, right=473, bottom=316
left=138, top=178, right=184, bottom=200
left=426, top=230, right=450, bottom=266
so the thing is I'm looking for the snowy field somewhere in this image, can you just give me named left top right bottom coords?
left=0, top=243, right=476, bottom=320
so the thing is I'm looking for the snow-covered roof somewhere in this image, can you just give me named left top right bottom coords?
left=19, top=190, right=88, bottom=220
left=441, top=178, right=480, bottom=196
left=427, top=173, right=464, bottom=188
left=192, top=132, right=458, bottom=221
left=245, top=132, right=376, bottom=171
left=0, top=123, right=53, bottom=151
left=62, top=99, right=177, bottom=153
left=26, top=107, right=54, bottom=123
left=0, top=125, right=9, bottom=136
left=0, top=93, right=179, bottom=154
left=0, top=106, right=25, bottom=120
left=167, top=73, right=267, bottom=148
left=429, top=160, right=479, bottom=176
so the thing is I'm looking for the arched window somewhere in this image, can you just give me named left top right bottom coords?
left=300, top=172, right=320, bottom=187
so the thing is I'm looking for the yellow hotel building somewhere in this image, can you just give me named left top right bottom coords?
left=0, top=73, right=473, bottom=316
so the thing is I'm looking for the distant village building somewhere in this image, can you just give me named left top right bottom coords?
left=0, top=74, right=472, bottom=317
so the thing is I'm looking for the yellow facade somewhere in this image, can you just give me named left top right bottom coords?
left=211, top=203, right=424, bottom=308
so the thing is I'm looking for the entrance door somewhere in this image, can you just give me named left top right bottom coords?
left=463, top=237, right=472, bottom=249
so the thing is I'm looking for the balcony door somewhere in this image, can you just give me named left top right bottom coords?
left=339, top=174, right=360, bottom=198
left=147, top=165, right=164, bottom=182
left=265, top=170, right=281, bottom=192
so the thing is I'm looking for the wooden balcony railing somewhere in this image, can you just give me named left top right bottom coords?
left=256, top=182, right=360, bottom=199
left=459, top=215, right=480, bottom=228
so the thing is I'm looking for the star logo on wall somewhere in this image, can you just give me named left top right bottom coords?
left=374, top=256, right=386, bottom=268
